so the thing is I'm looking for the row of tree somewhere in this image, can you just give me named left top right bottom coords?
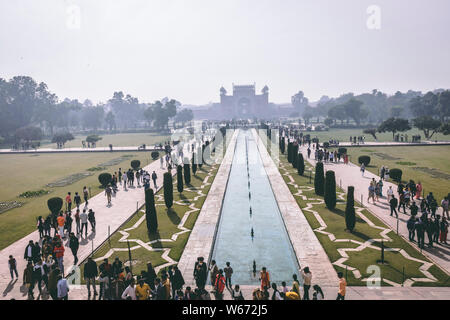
left=291, top=88, right=450, bottom=126
left=0, top=76, right=194, bottom=144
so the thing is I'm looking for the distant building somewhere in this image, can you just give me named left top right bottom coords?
left=192, top=84, right=288, bottom=120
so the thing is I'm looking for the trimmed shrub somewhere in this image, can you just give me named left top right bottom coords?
left=314, top=162, right=325, bottom=196
left=297, top=153, right=305, bottom=176
left=98, top=172, right=112, bottom=187
left=192, top=154, right=198, bottom=175
left=145, top=188, right=158, bottom=233
left=151, top=151, right=159, bottom=160
left=163, top=172, right=173, bottom=209
left=287, top=142, right=293, bottom=163
left=131, top=160, right=141, bottom=170
left=358, top=155, right=371, bottom=166
left=345, top=186, right=356, bottom=232
left=292, top=145, right=299, bottom=169
left=389, top=168, right=403, bottom=183
left=177, top=165, right=184, bottom=193
left=323, top=142, right=330, bottom=149
left=279, top=137, right=285, bottom=154
left=184, top=159, right=191, bottom=185
left=47, top=197, right=63, bottom=215
left=338, top=147, right=347, bottom=155
left=324, top=170, right=337, bottom=210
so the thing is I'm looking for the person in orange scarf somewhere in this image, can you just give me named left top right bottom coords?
left=259, top=267, right=270, bottom=291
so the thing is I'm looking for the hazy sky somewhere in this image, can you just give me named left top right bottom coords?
left=1, top=0, right=449, bottom=105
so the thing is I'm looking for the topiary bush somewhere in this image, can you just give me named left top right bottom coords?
left=292, top=145, right=299, bottom=169
left=338, top=147, right=347, bottom=155
left=345, top=186, right=356, bottom=232
left=151, top=151, right=159, bottom=160
left=323, top=142, right=330, bottom=149
left=297, top=153, right=305, bottom=176
left=177, top=165, right=183, bottom=193
left=314, top=162, right=325, bottom=196
left=145, top=188, right=158, bottom=233
left=183, top=159, right=191, bottom=185
left=98, top=172, right=112, bottom=187
left=324, top=170, right=337, bottom=210
left=47, top=197, right=63, bottom=215
left=358, top=155, right=371, bottom=166
left=192, top=154, right=198, bottom=175
left=389, top=168, right=403, bottom=183
left=131, top=160, right=141, bottom=170
left=287, top=142, right=293, bottom=163
left=163, top=172, right=173, bottom=209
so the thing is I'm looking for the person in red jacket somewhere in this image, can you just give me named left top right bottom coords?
left=214, top=269, right=226, bottom=300
left=53, top=241, right=65, bottom=276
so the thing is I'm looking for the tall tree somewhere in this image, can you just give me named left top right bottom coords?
left=378, top=117, right=411, bottom=139
left=314, top=162, right=325, bottom=196
left=345, top=186, right=356, bottom=232
left=176, top=165, right=184, bottom=193
left=324, top=171, right=337, bottom=210
left=413, top=116, right=442, bottom=139
left=163, top=172, right=173, bottom=209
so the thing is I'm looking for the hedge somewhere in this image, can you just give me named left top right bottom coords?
left=389, top=168, right=403, bottom=183
left=131, top=160, right=141, bottom=170
left=358, top=155, right=371, bottom=166
left=145, top=188, right=158, bottom=233
left=151, top=151, right=159, bottom=160
left=98, top=172, right=112, bottom=187
left=177, top=165, right=184, bottom=193
left=345, top=186, right=356, bottom=232
left=314, top=162, right=325, bottom=196
left=297, top=153, right=305, bottom=176
left=163, top=172, right=173, bottom=209
left=338, top=147, right=347, bottom=155
left=324, top=170, right=336, bottom=210
left=47, top=197, right=63, bottom=215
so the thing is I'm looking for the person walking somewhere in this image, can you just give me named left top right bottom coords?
left=390, top=195, right=398, bottom=217
left=360, top=163, right=365, bottom=176
left=416, top=218, right=425, bottom=249
left=53, top=240, right=65, bottom=276
left=224, top=261, right=233, bottom=290
left=57, top=274, right=70, bottom=300
left=47, top=266, right=60, bottom=300
left=122, top=171, right=128, bottom=191
left=83, top=186, right=89, bottom=207
left=301, top=267, right=312, bottom=300
left=105, top=185, right=112, bottom=206
left=80, top=209, right=89, bottom=237
left=214, top=269, right=226, bottom=300
left=8, top=255, right=18, bottom=280
left=135, top=278, right=151, bottom=300
left=407, top=216, right=416, bottom=241
left=337, top=272, right=347, bottom=300
left=387, top=186, right=394, bottom=202
left=441, top=197, right=449, bottom=219
left=259, top=267, right=270, bottom=291
left=88, top=209, right=96, bottom=232
left=23, top=261, right=34, bottom=300
left=74, top=209, right=81, bottom=235
left=193, top=257, right=207, bottom=290
left=231, top=284, right=244, bottom=300
left=65, top=192, right=72, bottom=212
left=57, top=212, right=66, bottom=239
left=152, top=171, right=158, bottom=189
left=24, top=240, right=36, bottom=263
left=209, top=260, right=219, bottom=287
left=121, top=278, right=137, bottom=300
left=74, top=192, right=81, bottom=210
left=440, top=217, right=448, bottom=244
left=313, top=285, right=324, bottom=300
left=84, top=257, right=98, bottom=298
left=68, top=232, right=79, bottom=264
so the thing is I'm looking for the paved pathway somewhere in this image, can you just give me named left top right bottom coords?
left=0, top=136, right=207, bottom=300
left=298, top=144, right=450, bottom=277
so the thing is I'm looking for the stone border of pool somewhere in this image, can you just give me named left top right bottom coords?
left=177, top=130, right=239, bottom=285
left=252, top=129, right=339, bottom=287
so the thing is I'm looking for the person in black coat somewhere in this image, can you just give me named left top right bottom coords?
left=24, top=240, right=35, bottom=262
left=193, top=257, right=207, bottom=290
left=171, top=266, right=185, bottom=297
left=390, top=196, right=398, bottom=217
left=144, top=262, right=157, bottom=290
left=69, top=233, right=79, bottom=264
left=84, top=257, right=98, bottom=297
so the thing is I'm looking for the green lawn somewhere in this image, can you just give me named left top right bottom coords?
left=304, top=128, right=450, bottom=144
left=38, top=132, right=170, bottom=149
left=0, top=151, right=162, bottom=249
left=277, top=153, right=449, bottom=287
left=342, top=145, right=450, bottom=201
